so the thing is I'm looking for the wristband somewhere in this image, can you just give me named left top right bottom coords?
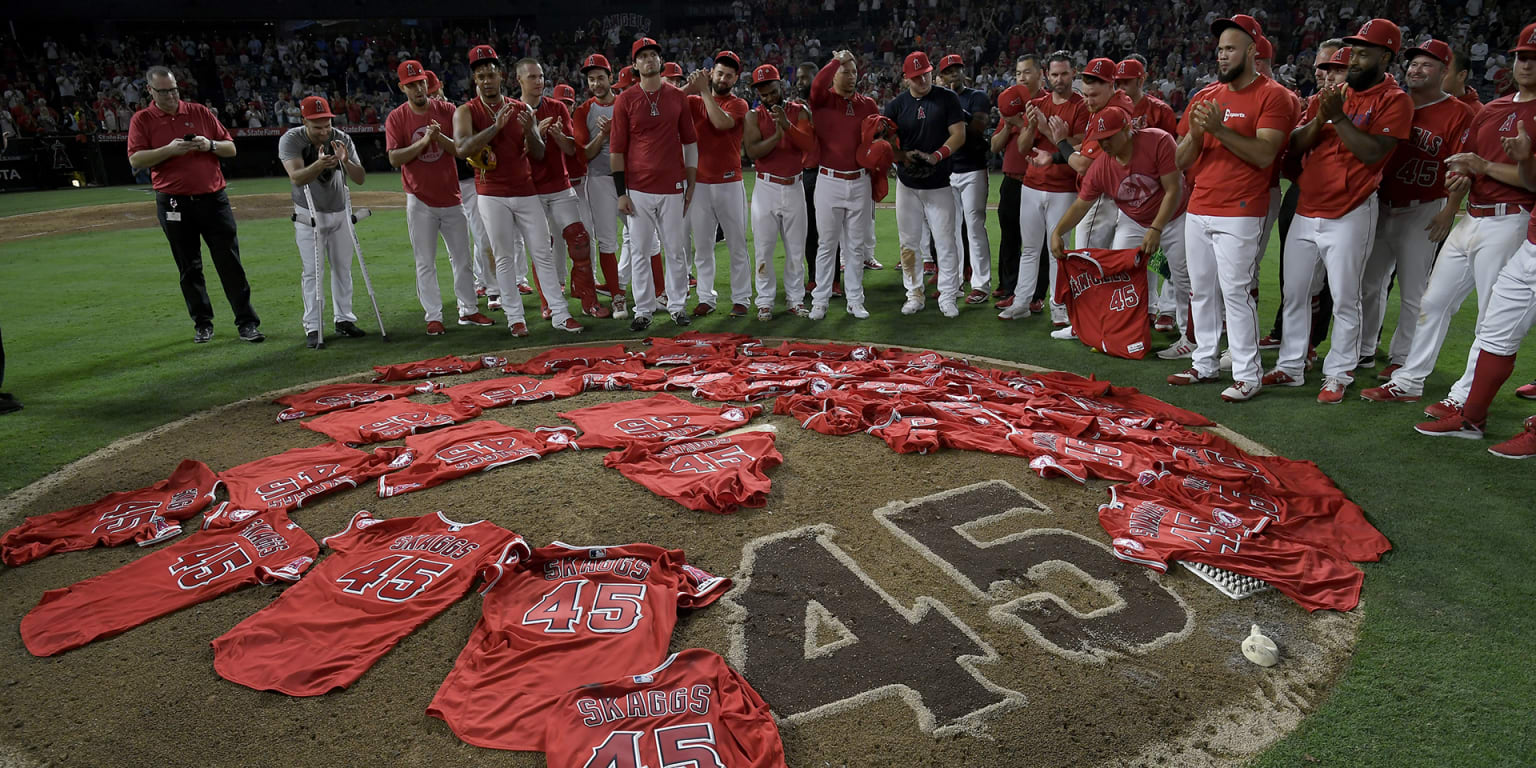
left=1057, top=139, right=1076, bottom=158
left=933, top=145, right=952, bottom=162
left=612, top=171, right=627, bottom=196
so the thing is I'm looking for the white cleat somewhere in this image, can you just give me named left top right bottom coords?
left=808, top=304, right=828, bottom=320
left=1050, top=325, right=1077, bottom=340
left=901, top=298, right=924, bottom=315
left=998, top=302, right=1031, bottom=320
left=939, top=300, right=959, bottom=318
left=1156, top=336, right=1196, bottom=359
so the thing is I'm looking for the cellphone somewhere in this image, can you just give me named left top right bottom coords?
left=183, top=133, right=196, bottom=141
left=323, top=141, right=336, bottom=156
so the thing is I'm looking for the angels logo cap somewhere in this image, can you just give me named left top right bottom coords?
left=580, top=53, right=611, bottom=74
left=468, top=45, right=499, bottom=67
left=397, top=59, right=427, bottom=86
left=752, top=64, right=781, bottom=85
left=1210, top=14, right=1263, bottom=42
left=300, top=96, right=335, bottom=119
left=902, top=51, right=934, bottom=79
left=1081, top=57, right=1117, bottom=83
left=1403, top=39, right=1452, bottom=65
left=1344, top=18, right=1402, bottom=53
left=1114, top=59, right=1146, bottom=80
left=631, top=37, right=661, bottom=60
left=1084, top=106, right=1128, bottom=142
left=938, top=54, right=964, bottom=72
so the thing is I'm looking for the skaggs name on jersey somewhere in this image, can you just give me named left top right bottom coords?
left=241, top=519, right=293, bottom=557
left=390, top=534, right=482, bottom=560
left=543, top=555, right=653, bottom=582
left=576, top=684, right=713, bottom=727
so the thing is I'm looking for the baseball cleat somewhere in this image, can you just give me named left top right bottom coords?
left=693, top=302, right=715, bottom=317
left=475, top=287, right=487, bottom=297
left=518, top=282, right=534, bottom=295
left=1049, top=302, right=1068, bottom=326
left=965, top=289, right=989, bottom=304
left=581, top=302, right=613, bottom=319
left=998, top=302, right=1031, bottom=320
left=1153, top=314, right=1175, bottom=332
left=995, top=295, right=1014, bottom=309
left=1516, top=381, right=1536, bottom=400
left=554, top=317, right=584, bottom=333
left=1257, top=333, right=1281, bottom=350
left=847, top=302, right=870, bottom=319
left=670, top=311, right=692, bottom=327
left=939, top=300, right=960, bottom=318
left=757, top=306, right=773, bottom=322
left=426, top=321, right=447, bottom=336
left=334, top=321, right=367, bottom=338
left=865, top=257, right=884, bottom=270
left=611, top=294, right=628, bottom=319
left=1377, top=363, right=1402, bottom=381
left=1424, top=396, right=1463, bottom=420
left=729, top=303, right=749, bottom=318
left=237, top=323, right=264, bottom=343
left=1156, top=337, right=1195, bottom=359
left=808, top=304, right=827, bottom=320
left=901, top=298, right=924, bottom=315
left=790, top=304, right=810, bottom=318
left=1317, top=376, right=1351, bottom=404
left=193, top=326, right=214, bottom=344
left=1221, top=380, right=1261, bottom=402
left=305, top=330, right=325, bottom=349
left=541, top=306, right=553, bottom=320
left=1488, top=416, right=1536, bottom=459
left=1218, top=349, right=1233, bottom=370
left=1050, top=325, right=1077, bottom=340
left=1360, top=382, right=1420, bottom=402
left=1167, top=368, right=1219, bottom=386
left=487, top=295, right=502, bottom=310
left=629, top=314, right=651, bottom=332
left=1261, top=369, right=1304, bottom=387
left=992, top=288, right=1009, bottom=299
left=1356, top=355, right=1377, bottom=369
left=1413, top=414, right=1485, bottom=439
left=458, top=312, right=494, bottom=327
left=508, top=322, right=530, bottom=337
left=1029, top=299, right=1045, bottom=314
left=830, top=282, right=844, bottom=298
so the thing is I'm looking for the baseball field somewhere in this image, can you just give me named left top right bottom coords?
left=0, top=172, right=1530, bottom=766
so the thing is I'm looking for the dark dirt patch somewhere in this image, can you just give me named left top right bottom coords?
left=0, top=192, right=404, bottom=241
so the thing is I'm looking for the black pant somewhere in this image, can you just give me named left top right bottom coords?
left=1267, top=184, right=1332, bottom=347
left=802, top=167, right=819, bottom=280
left=996, top=176, right=1021, bottom=295
left=156, top=189, right=259, bottom=330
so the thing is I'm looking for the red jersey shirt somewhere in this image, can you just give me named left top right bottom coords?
left=1077, top=128, right=1188, bottom=227
left=603, top=431, right=783, bottom=513
left=300, top=398, right=482, bottom=445
left=377, top=421, right=576, bottom=497
left=810, top=58, right=879, bottom=171
left=1127, top=94, right=1177, bottom=134
left=385, top=99, right=461, bottom=207
left=513, top=343, right=638, bottom=374
left=464, top=94, right=537, bottom=197
left=274, top=381, right=435, bottom=422
left=23, top=503, right=315, bottom=656
left=529, top=97, right=576, bottom=194
left=1457, top=87, right=1482, bottom=111
left=438, top=374, right=584, bottom=409
left=213, top=510, right=528, bottom=696
left=611, top=81, right=698, bottom=195
left=1464, top=94, right=1536, bottom=209
left=1296, top=77, right=1414, bottom=218
left=1024, top=92, right=1090, bottom=193
left=1180, top=75, right=1299, bottom=217
left=2, top=459, right=219, bottom=567
left=1052, top=247, right=1152, bottom=360
left=751, top=101, right=815, bottom=177
left=1379, top=94, right=1476, bottom=206
left=688, top=92, right=749, bottom=183
left=218, top=442, right=396, bottom=512
left=542, top=648, right=787, bottom=768
left=427, top=542, right=730, bottom=751
left=559, top=393, right=762, bottom=449
left=372, top=354, right=498, bottom=382
left=125, top=100, right=232, bottom=195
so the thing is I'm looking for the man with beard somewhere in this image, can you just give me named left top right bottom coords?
left=610, top=37, right=699, bottom=330
left=808, top=49, right=879, bottom=320
left=683, top=51, right=752, bottom=317
left=1364, top=24, right=1536, bottom=415
left=937, top=54, right=994, bottom=305
left=453, top=44, right=583, bottom=338
left=1265, top=19, right=1412, bottom=404
left=991, top=54, right=1044, bottom=311
left=1356, top=40, right=1475, bottom=381
left=744, top=63, right=816, bottom=320
left=386, top=60, right=492, bottom=336
left=428, top=70, right=501, bottom=314
left=795, top=62, right=825, bottom=289
left=1168, top=15, right=1296, bottom=402
left=572, top=53, right=629, bottom=316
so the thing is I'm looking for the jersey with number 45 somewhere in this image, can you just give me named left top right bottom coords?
left=603, top=431, right=783, bottom=514
left=1053, top=247, right=1151, bottom=360
left=558, top=393, right=762, bottom=450
left=428, top=542, right=730, bottom=751
left=212, top=510, right=527, bottom=696
left=543, top=648, right=787, bottom=768
left=218, top=442, right=398, bottom=512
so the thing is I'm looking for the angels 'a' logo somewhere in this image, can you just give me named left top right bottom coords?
left=1213, top=508, right=1243, bottom=529
left=228, top=508, right=258, bottom=522
left=722, top=407, right=747, bottom=422
left=1500, top=113, right=1518, bottom=133
left=1096, top=117, right=1107, bottom=132
left=1115, top=172, right=1162, bottom=210
left=412, top=125, right=445, bottom=163
left=1113, top=536, right=1145, bottom=552
left=356, top=517, right=382, bottom=529
left=917, top=105, right=926, bottom=120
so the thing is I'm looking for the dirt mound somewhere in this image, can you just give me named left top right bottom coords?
left=0, top=191, right=404, bottom=241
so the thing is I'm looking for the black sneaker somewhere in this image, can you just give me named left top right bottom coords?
left=334, top=321, right=367, bottom=338
left=237, top=323, right=265, bottom=343
left=306, top=331, right=326, bottom=349
left=670, top=311, right=691, bottom=327
left=629, top=314, right=652, bottom=332
left=0, top=393, right=21, bottom=415
left=193, top=326, right=214, bottom=344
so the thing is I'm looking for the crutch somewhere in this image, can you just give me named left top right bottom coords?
left=340, top=176, right=389, bottom=342
left=301, top=185, right=326, bottom=349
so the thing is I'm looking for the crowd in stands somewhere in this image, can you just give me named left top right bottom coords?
left=0, top=0, right=1512, bottom=143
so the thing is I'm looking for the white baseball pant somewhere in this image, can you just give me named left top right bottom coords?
left=1276, top=198, right=1379, bottom=380
left=1388, top=210, right=1528, bottom=397
left=951, top=169, right=992, bottom=291
left=626, top=189, right=689, bottom=317
left=405, top=194, right=477, bottom=323
left=1473, top=238, right=1536, bottom=355
left=1184, top=214, right=1266, bottom=383
left=1255, top=185, right=1283, bottom=271
left=460, top=178, right=495, bottom=295
left=477, top=193, right=572, bottom=327
left=1074, top=194, right=1117, bottom=249
left=292, top=206, right=357, bottom=333
left=750, top=173, right=808, bottom=310
left=1013, top=185, right=1077, bottom=305
left=897, top=180, right=962, bottom=306
left=691, top=179, right=751, bottom=307
left=812, top=170, right=872, bottom=309
left=1359, top=199, right=1444, bottom=365
left=1114, top=211, right=1189, bottom=331
left=586, top=173, right=622, bottom=254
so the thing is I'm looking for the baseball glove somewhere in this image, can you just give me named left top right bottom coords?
left=466, top=147, right=498, bottom=173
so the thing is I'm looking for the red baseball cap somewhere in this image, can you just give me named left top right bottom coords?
left=1081, top=58, right=1117, bottom=83
left=300, top=96, right=335, bottom=120
left=1344, top=18, right=1402, bottom=53
left=1322, top=47, right=1353, bottom=68
left=616, top=66, right=638, bottom=89
left=902, top=51, right=934, bottom=79
left=631, top=37, right=661, bottom=60
left=581, top=53, right=611, bottom=74
left=425, top=70, right=441, bottom=95
left=1255, top=36, right=1275, bottom=61
left=553, top=84, right=576, bottom=103
left=714, top=50, right=741, bottom=71
left=752, top=64, right=781, bottom=85
left=1085, top=106, right=1129, bottom=142
left=1512, top=23, right=1536, bottom=53
left=1210, top=14, right=1263, bottom=42
left=468, top=45, right=499, bottom=67
left=1403, top=39, right=1453, bottom=65
left=397, top=59, right=428, bottom=86
left=997, top=84, right=1031, bottom=117
left=662, top=62, right=684, bottom=78
left=1114, top=59, right=1145, bottom=80
left=938, top=54, right=964, bottom=72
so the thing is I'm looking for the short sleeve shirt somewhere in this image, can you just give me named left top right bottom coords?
left=385, top=100, right=461, bottom=207
left=125, top=100, right=232, bottom=195
left=882, top=85, right=967, bottom=189
left=1179, top=75, right=1298, bottom=217
left=278, top=126, right=359, bottom=213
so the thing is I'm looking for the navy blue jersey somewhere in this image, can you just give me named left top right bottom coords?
left=882, top=85, right=966, bottom=190
left=952, top=86, right=991, bottom=174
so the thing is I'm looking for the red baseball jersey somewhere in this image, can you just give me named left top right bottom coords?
left=659, top=331, right=759, bottom=347
left=561, top=360, right=672, bottom=393
left=751, top=101, right=815, bottom=178
left=377, top=421, right=577, bottom=498
left=542, top=648, right=787, bottom=768
left=1179, top=75, right=1299, bottom=217
left=1052, top=247, right=1152, bottom=360
left=610, top=82, right=698, bottom=195
left=991, top=369, right=1212, bottom=426
left=865, top=399, right=1031, bottom=456
left=1295, top=78, right=1413, bottom=218
left=1377, top=94, right=1476, bottom=206
left=1463, top=94, right=1536, bottom=209
left=1127, top=94, right=1177, bottom=134
left=774, top=390, right=884, bottom=435
left=530, top=96, right=576, bottom=194
left=2, top=459, right=219, bottom=567
left=688, top=92, right=750, bottom=184
left=212, top=510, right=527, bottom=695
left=426, top=542, right=730, bottom=751
left=372, top=354, right=499, bottom=382
left=1099, top=484, right=1365, bottom=612
left=219, top=442, right=396, bottom=512
left=1077, top=127, right=1188, bottom=227
left=603, top=431, right=783, bottom=513
left=438, top=374, right=584, bottom=409
left=385, top=99, right=462, bottom=207
left=300, top=398, right=482, bottom=445
left=558, top=393, right=762, bottom=449
left=22, top=503, right=315, bottom=656
left=1023, top=92, right=1090, bottom=193
left=274, top=381, right=435, bottom=422
left=810, top=57, right=880, bottom=171
left=643, top=339, right=741, bottom=366
left=513, top=344, right=637, bottom=374
left=464, top=95, right=538, bottom=197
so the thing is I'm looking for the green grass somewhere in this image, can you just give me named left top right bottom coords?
left=0, top=174, right=1532, bottom=766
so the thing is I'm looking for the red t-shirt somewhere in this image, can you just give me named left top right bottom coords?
left=438, top=374, right=584, bottom=409
left=2, top=459, right=219, bottom=567
left=1296, top=78, right=1414, bottom=218
left=463, top=95, right=537, bottom=197
left=377, top=421, right=576, bottom=497
left=372, top=354, right=497, bottom=382
left=542, top=649, right=787, bottom=768
left=1051, top=247, right=1152, bottom=360
left=512, top=343, right=638, bottom=374
left=1023, top=92, right=1090, bottom=193
left=125, top=100, right=232, bottom=195
left=427, top=542, right=730, bottom=751
left=610, top=81, right=698, bottom=195
left=558, top=393, right=762, bottom=449
left=1127, top=94, right=1177, bottom=134
left=1179, top=75, right=1299, bottom=217
left=23, top=503, right=315, bottom=657
left=218, top=442, right=396, bottom=512
left=810, top=58, right=880, bottom=171
left=1077, top=128, right=1187, bottom=226
left=213, top=510, right=528, bottom=696
left=299, top=398, right=482, bottom=445
left=273, top=381, right=435, bottom=422
left=385, top=99, right=461, bottom=207
left=1457, top=87, right=1483, bottom=112
left=603, top=431, right=783, bottom=513
left=1378, top=95, right=1476, bottom=206
left=1464, top=94, right=1536, bottom=209
left=688, top=92, right=749, bottom=184
left=529, top=97, right=576, bottom=194
left=751, top=101, right=815, bottom=178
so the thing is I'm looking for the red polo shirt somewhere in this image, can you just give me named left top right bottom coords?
left=126, top=100, right=231, bottom=195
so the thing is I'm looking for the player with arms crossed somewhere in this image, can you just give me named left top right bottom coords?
left=744, top=64, right=817, bottom=320
left=808, top=50, right=880, bottom=320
